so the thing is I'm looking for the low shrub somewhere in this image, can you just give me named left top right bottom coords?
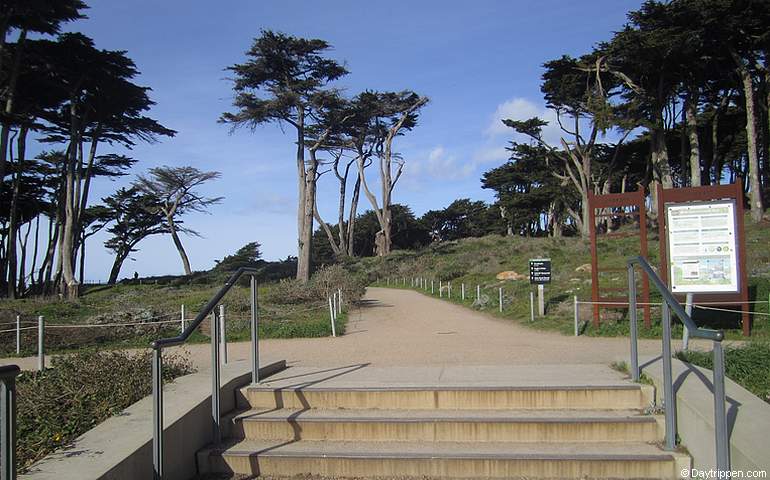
left=16, top=350, right=194, bottom=470
left=676, top=341, right=770, bottom=404
left=264, top=264, right=366, bottom=306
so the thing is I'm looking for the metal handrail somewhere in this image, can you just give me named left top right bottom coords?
left=150, top=268, right=261, bottom=480
left=1, top=365, right=20, bottom=480
left=627, top=256, right=729, bottom=470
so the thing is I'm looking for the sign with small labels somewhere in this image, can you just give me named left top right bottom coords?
left=529, top=258, right=551, bottom=284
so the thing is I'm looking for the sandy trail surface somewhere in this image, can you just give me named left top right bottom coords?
left=2, top=287, right=708, bottom=372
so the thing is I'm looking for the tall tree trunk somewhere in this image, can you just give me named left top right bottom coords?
left=17, top=221, right=30, bottom=295
left=38, top=216, right=58, bottom=291
left=78, top=233, right=86, bottom=285
left=335, top=162, right=349, bottom=256
left=29, top=214, right=40, bottom=292
left=686, top=94, right=702, bottom=187
left=294, top=107, right=311, bottom=282
left=736, top=62, right=764, bottom=222
left=107, top=251, right=129, bottom=285
left=60, top=115, right=81, bottom=299
left=0, top=29, right=26, bottom=194
left=167, top=215, right=192, bottom=275
left=73, top=134, right=99, bottom=257
left=7, top=126, right=26, bottom=298
left=346, top=175, right=361, bottom=256
left=298, top=148, right=318, bottom=279
left=651, top=125, right=674, bottom=189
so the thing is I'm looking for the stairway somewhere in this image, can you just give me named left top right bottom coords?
left=197, top=369, right=689, bottom=479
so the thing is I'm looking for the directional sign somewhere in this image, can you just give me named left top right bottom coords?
left=529, top=258, right=551, bottom=285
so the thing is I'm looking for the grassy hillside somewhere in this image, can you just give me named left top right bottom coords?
left=362, top=216, right=770, bottom=341
left=0, top=265, right=365, bottom=356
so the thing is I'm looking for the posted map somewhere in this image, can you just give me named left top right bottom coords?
left=666, top=200, right=739, bottom=293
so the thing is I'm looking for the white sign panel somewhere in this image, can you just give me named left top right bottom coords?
left=666, top=200, right=739, bottom=293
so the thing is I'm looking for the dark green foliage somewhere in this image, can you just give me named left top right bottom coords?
left=16, top=350, right=194, bottom=470
left=421, top=199, right=505, bottom=241
left=103, top=187, right=168, bottom=284
left=676, top=342, right=770, bottom=404
left=352, top=204, right=429, bottom=256
left=213, top=242, right=263, bottom=272
left=482, top=144, right=571, bottom=236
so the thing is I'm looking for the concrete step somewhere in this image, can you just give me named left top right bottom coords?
left=238, top=384, right=652, bottom=411
left=198, top=439, right=688, bottom=479
left=228, top=408, right=662, bottom=443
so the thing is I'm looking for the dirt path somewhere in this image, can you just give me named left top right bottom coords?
left=2, top=287, right=708, bottom=371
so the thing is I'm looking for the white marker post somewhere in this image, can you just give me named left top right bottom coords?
left=538, top=284, right=545, bottom=317
left=181, top=304, right=186, bottom=332
left=328, top=297, right=337, bottom=337
left=338, top=288, right=343, bottom=314
left=499, top=288, right=503, bottom=312
left=461, top=283, right=465, bottom=301
left=38, top=315, right=45, bottom=371
left=477, top=285, right=480, bottom=301
left=573, top=295, right=579, bottom=336
left=448, top=283, right=452, bottom=299
left=529, top=291, right=535, bottom=322
left=439, top=281, right=443, bottom=298
left=431, top=280, right=434, bottom=294
left=16, top=315, right=20, bottom=354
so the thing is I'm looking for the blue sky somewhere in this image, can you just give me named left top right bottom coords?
left=48, top=0, right=644, bottom=280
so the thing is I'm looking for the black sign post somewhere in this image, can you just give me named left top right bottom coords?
left=529, top=259, right=551, bottom=317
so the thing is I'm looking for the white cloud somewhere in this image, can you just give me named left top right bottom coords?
left=408, top=146, right=477, bottom=181
left=483, top=97, right=565, bottom=147
left=472, top=145, right=509, bottom=164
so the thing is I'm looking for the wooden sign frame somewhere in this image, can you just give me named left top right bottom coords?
left=657, top=180, right=750, bottom=336
left=588, top=189, right=651, bottom=328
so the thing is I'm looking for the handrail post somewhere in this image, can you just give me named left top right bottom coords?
left=151, top=349, right=163, bottom=480
left=250, top=276, right=260, bottom=384
left=661, top=301, right=677, bottom=450
left=1, top=365, right=20, bottom=480
left=210, top=311, right=221, bottom=445
left=627, top=264, right=639, bottom=381
left=219, top=305, right=227, bottom=365
left=713, top=341, right=730, bottom=469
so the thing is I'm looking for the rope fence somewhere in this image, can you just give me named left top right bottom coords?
left=1, top=286, right=346, bottom=370
left=377, top=276, right=770, bottom=338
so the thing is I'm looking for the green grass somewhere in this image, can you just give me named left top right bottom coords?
left=0, top=265, right=364, bottom=355
left=362, top=215, right=770, bottom=341
left=676, top=341, right=770, bottom=404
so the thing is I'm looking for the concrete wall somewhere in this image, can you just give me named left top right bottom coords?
left=21, top=359, right=286, bottom=480
left=641, top=356, right=770, bottom=471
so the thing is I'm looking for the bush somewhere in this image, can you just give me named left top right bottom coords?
left=16, top=350, right=194, bottom=470
left=676, top=341, right=770, bottom=404
left=264, top=264, right=367, bottom=306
